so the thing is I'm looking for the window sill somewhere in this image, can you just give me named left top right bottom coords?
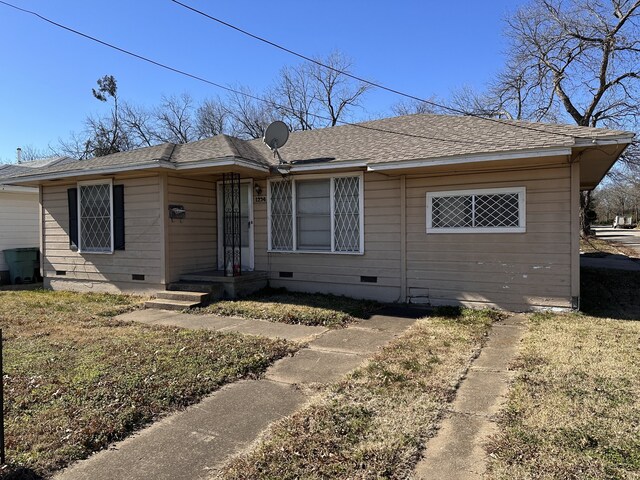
left=268, top=250, right=365, bottom=255
left=426, top=227, right=526, bottom=234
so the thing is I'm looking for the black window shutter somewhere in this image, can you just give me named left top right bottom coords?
left=67, top=188, right=78, bottom=251
left=113, top=184, right=125, bottom=250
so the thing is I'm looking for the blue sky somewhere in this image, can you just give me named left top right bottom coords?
left=0, top=0, right=523, bottom=162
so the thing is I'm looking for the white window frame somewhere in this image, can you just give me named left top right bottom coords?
left=78, top=179, right=114, bottom=254
left=267, top=172, right=364, bottom=254
left=426, top=187, right=526, bottom=234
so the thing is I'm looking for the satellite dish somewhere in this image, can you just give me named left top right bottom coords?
left=263, top=121, right=289, bottom=151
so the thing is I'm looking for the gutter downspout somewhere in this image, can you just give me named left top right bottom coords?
left=570, top=159, right=580, bottom=309
left=400, top=175, right=407, bottom=303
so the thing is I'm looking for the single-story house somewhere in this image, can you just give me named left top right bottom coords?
left=3, top=114, right=633, bottom=310
left=0, top=157, right=75, bottom=283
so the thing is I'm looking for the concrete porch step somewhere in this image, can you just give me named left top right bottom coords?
left=156, top=291, right=210, bottom=303
left=145, top=299, right=202, bottom=311
left=176, top=271, right=268, bottom=299
left=168, top=282, right=224, bottom=298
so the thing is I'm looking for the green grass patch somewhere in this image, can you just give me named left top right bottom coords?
left=485, top=312, right=640, bottom=480
left=192, top=288, right=382, bottom=328
left=219, top=308, right=501, bottom=479
left=0, top=290, right=295, bottom=478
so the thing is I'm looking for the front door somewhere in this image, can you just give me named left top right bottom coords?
left=217, top=180, right=254, bottom=271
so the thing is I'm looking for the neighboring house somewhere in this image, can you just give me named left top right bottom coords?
left=0, top=157, right=75, bottom=283
left=4, top=115, right=633, bottom=310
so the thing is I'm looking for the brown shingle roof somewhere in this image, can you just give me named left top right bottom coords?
left=249, top=114, right=632, bottom=166
left=6, top=144, right=174, bottom=179
left=3, top=114, right=633, bottom=181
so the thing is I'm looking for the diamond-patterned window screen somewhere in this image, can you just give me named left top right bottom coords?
left=430, top=189, right=523, bottom=231
left=334, top=177, right=360, bottom=252
left=432, top=195, right=473, bottom=228
left=475, top=193, right=520, bottom=227
left=79, top=183, right=112, bottom=252
left=269, top=176, right=362, bottom=253
left=270, top=180, right=293, bottom=250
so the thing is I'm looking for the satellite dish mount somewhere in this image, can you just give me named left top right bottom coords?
left=263, top=121, right=289, bottom=164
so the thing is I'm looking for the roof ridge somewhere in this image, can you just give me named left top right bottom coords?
left=220, top=134, right=243, bottom=158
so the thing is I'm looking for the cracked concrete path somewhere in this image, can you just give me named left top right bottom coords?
left=55, top=308, right=419, bottom=480
left=413, top=314, right=527, bottom=480
left=115, top=309, right=328, bottom=342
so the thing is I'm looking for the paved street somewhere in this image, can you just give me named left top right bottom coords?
left=592, top=226, right=640, bottom=256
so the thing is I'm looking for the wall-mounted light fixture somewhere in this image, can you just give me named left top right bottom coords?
left=169, top=204, right=186, bottom=221
left=254, top=184, right=263, bottom=195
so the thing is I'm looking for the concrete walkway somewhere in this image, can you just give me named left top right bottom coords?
left=413, top=314, right=527, bottom=480
left=55, top=308, right=418, bottom=480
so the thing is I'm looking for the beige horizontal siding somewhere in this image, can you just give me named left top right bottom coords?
left=166, top=174, right=216, bottom=282
left=42, top=176, right=163, bottom=292
left=0, top=191, right=40, bottom=272
left=255, top=173, right=402, bottom=302
left=406, top=164, right=572, bottom=310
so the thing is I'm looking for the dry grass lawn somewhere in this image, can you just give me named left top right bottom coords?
left=486, top=313, right=640, bottom=480
left=580, top=236, right=638, bottom=258
left=0, top=290, right=295, bottom=479
left=193, top=288, right=381, bottom=328
left=486, top=268, right=640, bottom=480
left=218, top=308, right=501, bottom=479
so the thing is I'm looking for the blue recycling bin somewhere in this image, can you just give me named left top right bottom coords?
left=3, top=248, right=39, bottom=284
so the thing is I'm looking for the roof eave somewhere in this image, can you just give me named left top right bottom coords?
left=176, top=156, right=270, bottom=172
left=5, top=156, right=269, bottom=185
left=285, top=160, right=368, bottom=173
left=5, top=159, right=175, bottom=185
left=0, top=184, right=39, bottom=193
left=573, top=133, right=635, bottom=147
left=366, top=146, right=573, bottom=172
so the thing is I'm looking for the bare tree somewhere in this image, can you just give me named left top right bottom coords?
left=120, top=102, right=155, bottom=147
left=271, top=64, right=317, bottom=131
left=152, top=93, right=198, bottom=144
left=196, top=97, right=230, bottom=138
left=268, top=52, right=370, bottom=130
left=308, top=51, right=370, bottom=127
left=485, top=0, right=640, bottom=235
left=505, top=0, right=640, bottom=128
left=56, top=131, right=90, bottom=160
left=226, top=86, right=277, bottom=140
left=391, top=97, right=440, bottom=116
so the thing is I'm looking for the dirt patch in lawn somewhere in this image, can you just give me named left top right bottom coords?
left=485, top=311, right=640, bottom=480
left=217, top=308, right=502, bottom=479
left=192, top=288, right=382, bottom=328
left=0, top=290, right=295, bottom=478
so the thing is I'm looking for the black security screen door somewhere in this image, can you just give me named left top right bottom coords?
left=222, top=173, right=241, bottom=276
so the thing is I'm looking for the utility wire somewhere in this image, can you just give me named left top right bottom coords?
left=0, top=0, right=501, bottom=148
left=170, top=0, right=591, bottom=140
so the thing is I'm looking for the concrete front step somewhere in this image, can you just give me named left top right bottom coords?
left=168, top=282, right=225, bottom=298
left=145, top=299, right=201, bottom=311
left=156, top=291, right=210, bottom=303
